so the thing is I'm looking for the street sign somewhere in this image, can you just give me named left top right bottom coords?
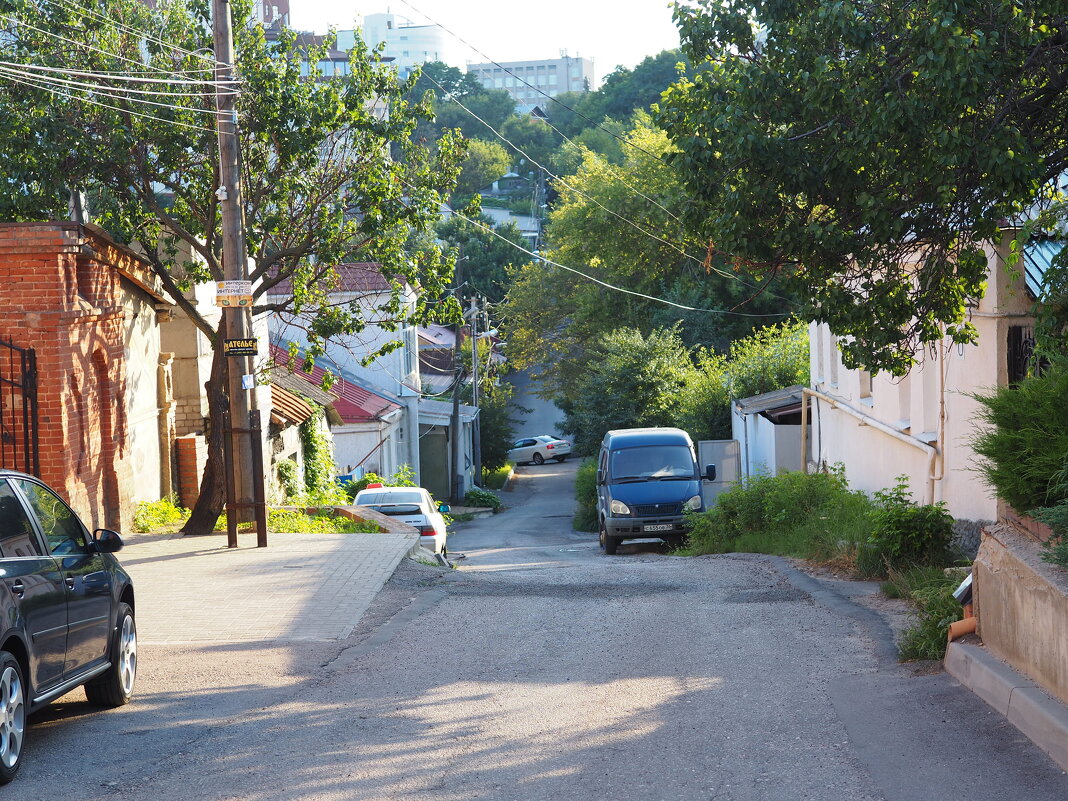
left=215, top=280, right=253, bottom=307
left=224, top=337, right=258, bottom=357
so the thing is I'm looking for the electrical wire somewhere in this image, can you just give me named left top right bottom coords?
left=0, top=65, right=227, bottom=117
left=41, top=0, right=221, bottom=70
left=0, top=13, right=225, bottom=86
left=441, top=204, right=791, bottom=318
left=0, top=71, right=219, bottom=133
left=1, top=61, right=239, bottom=90
left=394, top=0, right=669, bottom=165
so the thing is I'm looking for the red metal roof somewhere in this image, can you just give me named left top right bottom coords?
left=269, top=343, right=401, bottom=424
left=265, top=263, right=397, bottom=297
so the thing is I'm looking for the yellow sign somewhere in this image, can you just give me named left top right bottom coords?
left=216, top=280, right=253, bottom=307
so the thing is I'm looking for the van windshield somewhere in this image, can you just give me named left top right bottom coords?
left=610, top=445, right=696, bottom=482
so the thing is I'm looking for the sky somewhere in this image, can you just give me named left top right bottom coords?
left=288, top=1, right=682, bottom=84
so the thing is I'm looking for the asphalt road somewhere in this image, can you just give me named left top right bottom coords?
left=15, top=460, right=1068, bottom=800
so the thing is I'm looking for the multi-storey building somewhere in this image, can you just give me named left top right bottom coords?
left=468, top=55, right=596, bottom=114
left=352, top=12, right=454, bottom=78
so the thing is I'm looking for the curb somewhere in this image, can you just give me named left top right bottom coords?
left=946, top=640, right=1068, bottom=772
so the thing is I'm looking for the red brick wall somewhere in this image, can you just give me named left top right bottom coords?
left=175, top=434, right=207, bottom=510
left=0, top=223, right=136, bottom=530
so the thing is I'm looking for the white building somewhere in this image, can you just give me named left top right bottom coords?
left=468, top=55, right=597, bottom=114
left=806, top=236, right=1037, bottom=523
left=344, top=12, right=456, bottom=78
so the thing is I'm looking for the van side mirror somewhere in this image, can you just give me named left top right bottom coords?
left=438, top=503, right=451, bottom=514
left=596, top=469, right=605, bottom=485
left=704, top=464, right=716, bottom=482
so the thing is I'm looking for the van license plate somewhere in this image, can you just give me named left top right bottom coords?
left=644, top=524, right=672, bottom=532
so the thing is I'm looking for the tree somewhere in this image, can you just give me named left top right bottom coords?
left=452, top=139, right=511, bottom=201
left=504, top=115, right=794, bottom=403
left=0, top=0, right=464, bottom=532
left=434, top=89, right=516, bottom=142
left=499, top=114, right=562, bottom=175
left=436, top=214, right=529, bottom=301
left=408, top=60, right=482, bottom=101
left=658, top=1, right=1068, bottom=375
left=561, top=326, right=695, bottom=455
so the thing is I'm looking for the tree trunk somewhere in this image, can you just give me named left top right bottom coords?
left=182, top=341, right=229, bottom=535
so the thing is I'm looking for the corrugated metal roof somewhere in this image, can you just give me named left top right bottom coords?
left=270, top=383, right=315, bottom=427
left=264, top=263, right=401, bottom=297
left=268, top=342, right=401, bottom=424
left=734, top=385, right=807, bottom=416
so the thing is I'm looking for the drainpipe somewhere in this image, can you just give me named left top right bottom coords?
left=801, top=387, right=938, bottom=505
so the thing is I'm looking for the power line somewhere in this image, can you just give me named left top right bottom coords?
left=394, top=0, right=669, bottom=164
left=0, top=61, right=239, bottom=89
left=0, top=65, right=228, bottom=116
left=41, top=0, right=222, bottom=70
left=0, top=71, right=219, bottom=133
left=441, top=204, right=791, bottom=318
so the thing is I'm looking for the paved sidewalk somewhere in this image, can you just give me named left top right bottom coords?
left=119, top=530, right=418, bottom=645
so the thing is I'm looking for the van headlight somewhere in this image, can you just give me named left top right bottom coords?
left=684, top=495, right=702, bottom=512
left=609, top=499, right=631, bottom=516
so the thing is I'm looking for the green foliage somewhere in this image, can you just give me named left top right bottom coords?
left=573, top=458, right=599, bottom=532
left=482, top=463, right=513, bottom=490
left=267, top=508, right=381, bottom=535
left=476, top=383, right=520, bottom=472
left=276, top=459, right=300, bottom=501
left=1040, top=533, right=1068, bottom=570
left=133, top=497, right=189, bottom=533
left=344, top=465, right=418, bottom=500
left=504, top=115, right=795, bottom=404
left=868, top=477, right=955, bottom=571
left=678, top=322, right=809, bottom=441
left=463, top=487, right=501, bottom=511
left=972, top=366, right=1068, bottom=512
left=453, top=139, right=512, bottom=201
left=895, top=570, right=963, bottom=661
left=299, top=412, right=345, bottom=504
left=685, top=466, right=875, bottom=560
left=659, top=1, right=1068, bottom=374
left=561, top=326, right=694, bottom=455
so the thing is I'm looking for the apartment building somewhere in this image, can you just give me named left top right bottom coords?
left=468, top=55, right=596, bottom=113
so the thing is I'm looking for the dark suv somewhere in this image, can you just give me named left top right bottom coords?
left=0, top=470, right=136, bottom=783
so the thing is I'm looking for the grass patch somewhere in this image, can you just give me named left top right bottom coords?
left=888, top=565, right=963, bottom=661
left=482, top=463, right=514, bottom=490
left=573, top=458, right=598, bottom=532
left=218, top=508, right=382, bottom=535
left=134, top=497, right=189, bottom=533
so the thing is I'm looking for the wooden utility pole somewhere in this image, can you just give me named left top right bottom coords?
left=469, top=296, right=483, bottom=486
left=212, top=0, right=263, bottom=537
left=449, top=257, right=464, bottom=503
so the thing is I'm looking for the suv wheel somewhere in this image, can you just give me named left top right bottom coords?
left=0, top=651, right=26, bottom=785
left=85, top=603, right=136, bottom=707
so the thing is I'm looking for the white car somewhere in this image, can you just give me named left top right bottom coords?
left=353, top=485, right=448, bottom=555
left=507, top=434, right=573, bottom=465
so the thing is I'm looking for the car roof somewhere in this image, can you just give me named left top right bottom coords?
left=535, top=434, right=562, bottom=441
left=355, top=487, right=426, bottom=498
left=602, top=427, right=693, bottom=448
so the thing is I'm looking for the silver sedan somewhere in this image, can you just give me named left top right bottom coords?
left=507, top=435, right=572, bottom=465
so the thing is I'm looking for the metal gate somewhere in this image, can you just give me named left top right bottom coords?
left=0, top=339, right=39, bottom=476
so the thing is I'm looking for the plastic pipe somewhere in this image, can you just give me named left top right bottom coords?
left=947, top=617, right=977, bottom=642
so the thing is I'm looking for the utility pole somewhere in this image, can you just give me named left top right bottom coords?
left=470, top=296, right=483, bottom=486
left=212, top=0, right=263, bottom=537
left=449, top=255, right=464, bottom=503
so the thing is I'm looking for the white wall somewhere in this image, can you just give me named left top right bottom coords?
left=122, top=289, right=164, bottom=503
left=809, top=238, right=1032, bottom=521
left=731, top=409, right=803, bottom=478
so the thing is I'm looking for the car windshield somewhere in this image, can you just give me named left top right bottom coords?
left=356, top=490, right=424, bottom=506
left=610, top=445, right=695, bottom=481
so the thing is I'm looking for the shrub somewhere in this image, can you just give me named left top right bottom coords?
left=345, top=465, right=418, bottom=500
left=482, top=463, right=513, bottom=490
left=276, top=459, right=299, bottom=501
left=464, top=487, right=501, bottom=511
left=133, top=497, right=189, bottom=533
left=971, top=365, right=1068, bottom=513
left=868, top=477, right=954, bottom=571
left=573, top=458, right=598, bottom=532
left=686, top=466, right=875, bottom=560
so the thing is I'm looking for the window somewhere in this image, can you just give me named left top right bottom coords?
left=859, top=370, right=873, bottom=404
left=0, top=482, right=41, bottom=557
left=12, top=480, right=89, bottom=556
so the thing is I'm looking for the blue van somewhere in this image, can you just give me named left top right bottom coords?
left=596, top=427, right=715, bottom=554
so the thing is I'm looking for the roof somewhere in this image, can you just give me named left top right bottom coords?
left=419, top=324, right=455, bottom=348
left=270, top=369, right=338, bottom=408
left=603, top=428, right=693, bottom=448
left=1023, top=240, right=1062, bottom=299
left=419, top=397, right=476, bottom=424
left=264, top=263, right=397, bottom=297
left=734, top=385, right=807, bottom=416
left=268, top=342, right=402, bottom=424
left=269, top=383, right=315, bottom=427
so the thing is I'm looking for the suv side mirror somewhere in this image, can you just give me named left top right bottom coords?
left=596, top=469, right=605, bottom=485
left=93, top=529, right=124, bottom=553
left=704, top=464, right=717, bottom=482
left=438, top=503, right=451, bottom=514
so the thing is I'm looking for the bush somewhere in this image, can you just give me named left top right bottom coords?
left=972, top=365, right=1068, bottom=513
left=276, top=459, right=299, bottom=501
left=482, top=463, right=513, bottom=490
left=573, top=458, right=598, bottom=532
left=344, top=465, right=418, bottom=500
left=133, top=497, right=189, bottom=533
left=868, top=477, right=954, bottom=571
left=464, top=487, right=501, bottom=511
left=686, top=466, right=875, bottom=560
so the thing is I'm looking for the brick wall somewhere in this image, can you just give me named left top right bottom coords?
left=0, top=223, right=143, bottom=530
left=175, top=434, right=208, bottom=510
